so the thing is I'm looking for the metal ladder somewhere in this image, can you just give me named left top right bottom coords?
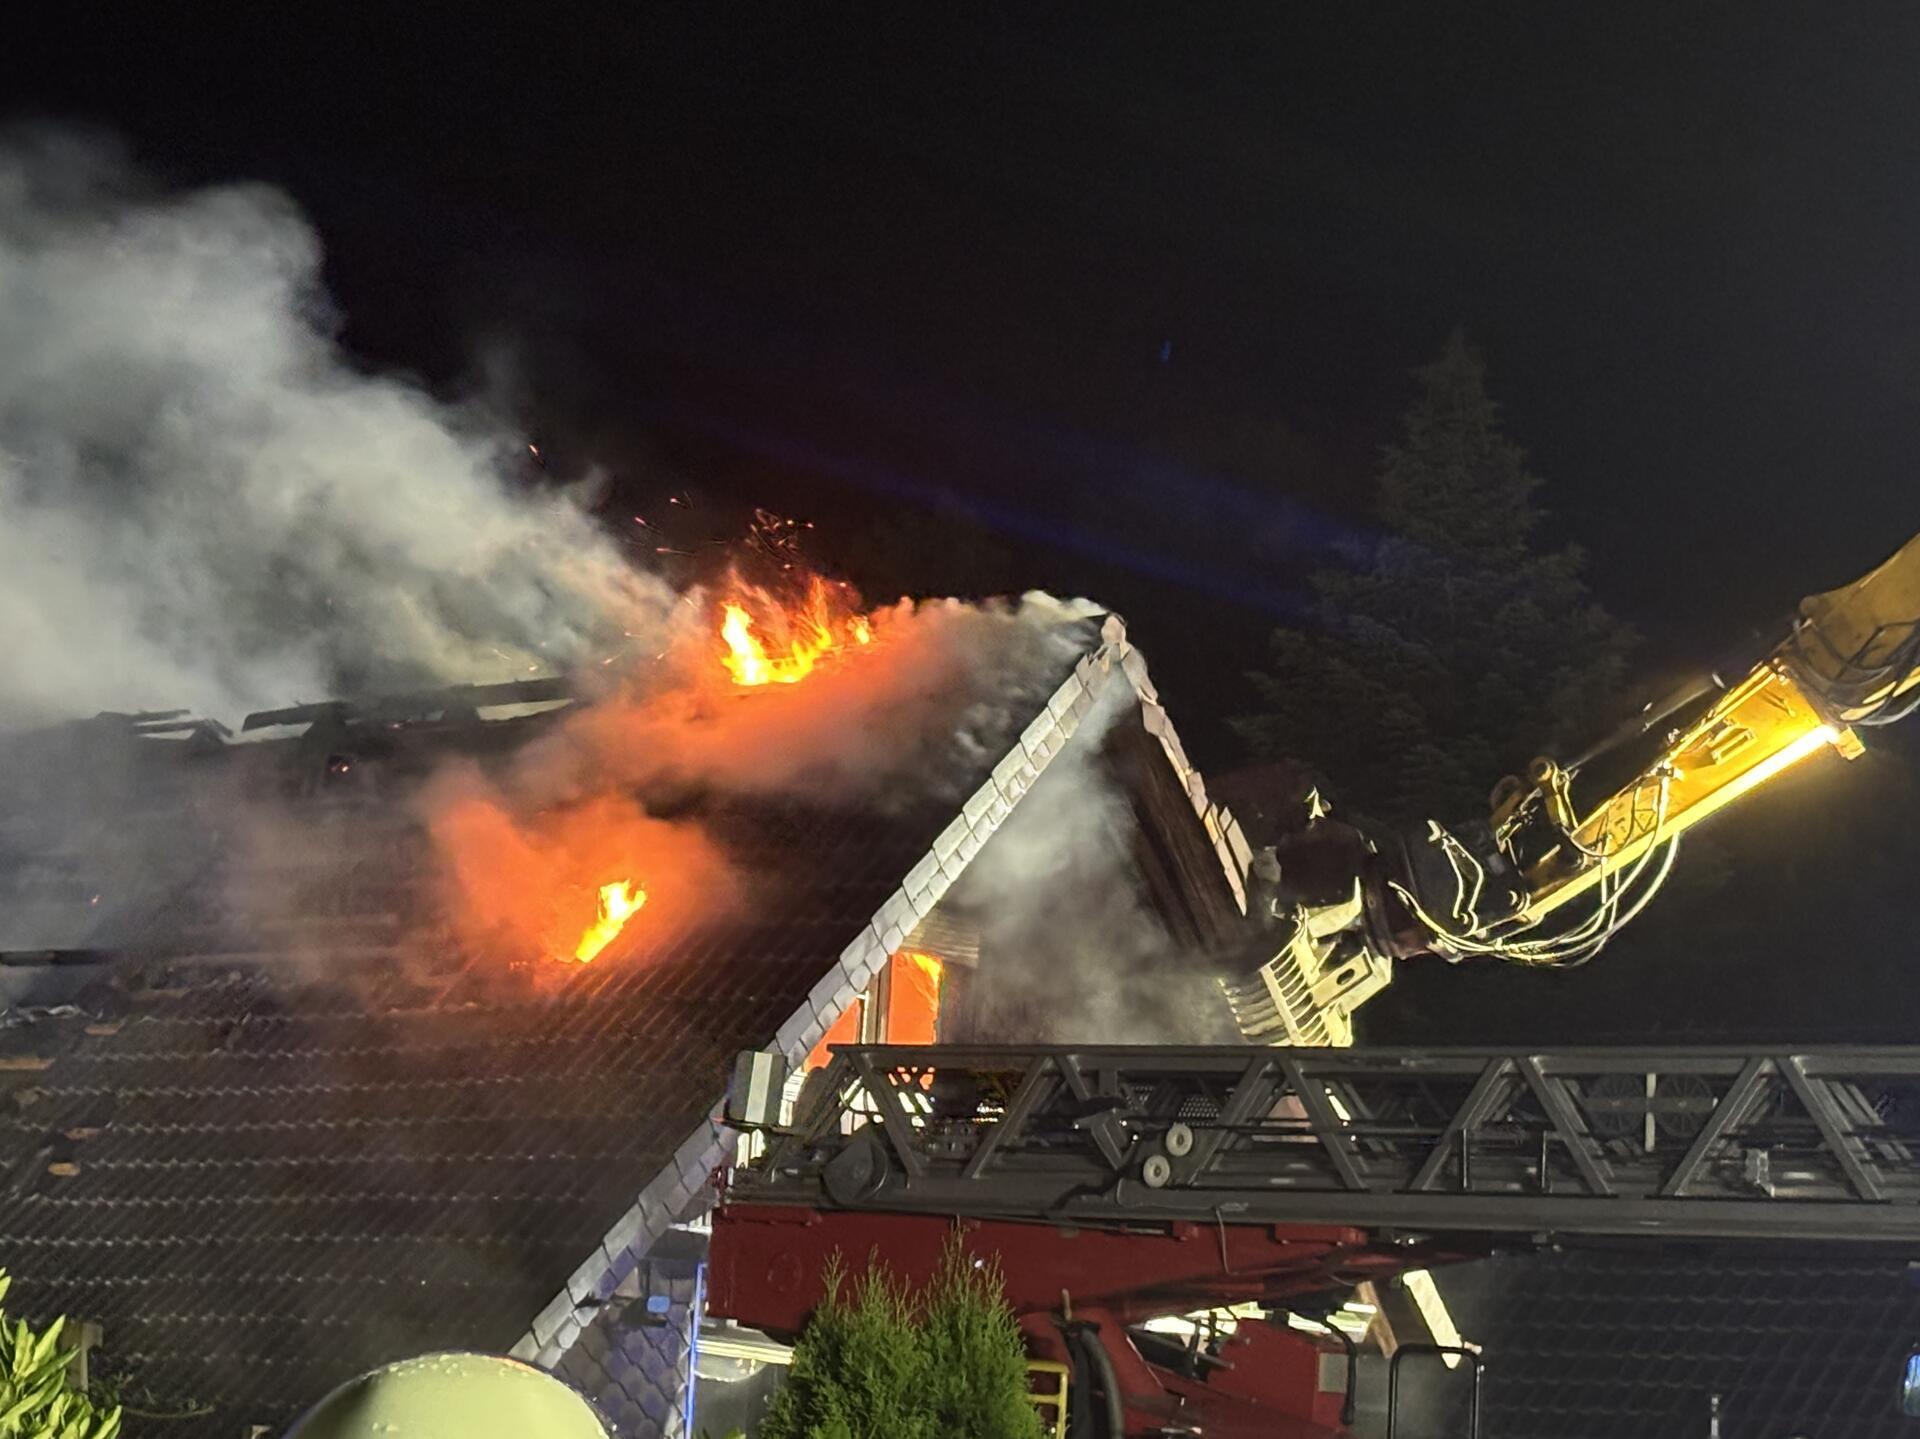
left=731, top=1043, right=1920, bottom=1243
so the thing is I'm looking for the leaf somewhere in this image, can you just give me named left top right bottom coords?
left=0, top=1391, right=39, bottom=1429
left=27, top=1317, right=63, bottom=1377
left=0, top=1273, right=117, bottom=1439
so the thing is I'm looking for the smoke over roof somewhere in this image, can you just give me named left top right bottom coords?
left=0, top=127, right=1252, bottom=1052
left=0, top=128, right=674, bottom=731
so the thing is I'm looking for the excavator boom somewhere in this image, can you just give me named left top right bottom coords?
left=1512, top=662, right=1843, bottom=928
left=1794, top=528, right=1920, bottom=716
left=1513, top=530, right=1920, bottom=932
left=1228, top=529, right=1920, bottom=1042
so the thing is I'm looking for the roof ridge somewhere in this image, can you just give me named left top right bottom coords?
left=509, top=620, right=1259, bottom=1378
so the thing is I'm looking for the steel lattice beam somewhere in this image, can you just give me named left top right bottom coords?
left=732, top=1044, right=1920, bottom=1244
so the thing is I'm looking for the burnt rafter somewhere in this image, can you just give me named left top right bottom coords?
left=737, top=1044, right=1920, bottom=1243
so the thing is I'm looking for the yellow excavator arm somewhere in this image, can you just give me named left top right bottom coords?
left=1516, top=663, right=1845, bottom=926
left=1799, top=531, right=1920, bottom=705
left=1510, top=530, right=1920, bottom=932
left=1225, top=530, right=1920, bottom=1045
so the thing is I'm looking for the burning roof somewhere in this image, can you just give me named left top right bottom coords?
left=0, top=601, right=1256, bottom=1436
left=0, top=143, right=1272, bottom=1434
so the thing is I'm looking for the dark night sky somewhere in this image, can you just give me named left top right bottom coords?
left=9, top=8, right=1920, bottom=1039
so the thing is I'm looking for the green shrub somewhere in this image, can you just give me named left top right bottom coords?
left=758, top=1253, right=929, bottom=1439
left=756, top=1233, right=1041, bottom=1439
left=920, top=1239, right=1043, bottom=1439
left=0, top=1273, right=119, bottom=1439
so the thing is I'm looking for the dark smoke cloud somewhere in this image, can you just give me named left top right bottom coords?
left=0, top=129, right=674, bottom=730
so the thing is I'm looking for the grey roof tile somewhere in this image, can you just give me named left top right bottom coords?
left=0, top=615, right=1216, bottom=1434
left=0, top=803, right=987, bottom=1430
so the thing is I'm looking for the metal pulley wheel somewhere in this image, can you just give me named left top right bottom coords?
left=823, top=1130, right=888, bottom=1206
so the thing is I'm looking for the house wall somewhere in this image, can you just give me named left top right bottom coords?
left=802, top=946, right=945, bottom=1070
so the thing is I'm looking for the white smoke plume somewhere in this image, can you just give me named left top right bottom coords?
left=0, top=132, right=1240, bottom=1048
left=941, top=683, right=1241, bottom=1045
left=0, top=130, right=674, bottom=731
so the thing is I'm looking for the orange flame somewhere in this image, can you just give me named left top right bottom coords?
left=902, top=950, right=944, bottom=1002
left=571, top=879, right=647, bottom=963
left=719, top=576, right=872, bottom=686
left=885, top=950, right=945, bottom=1053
